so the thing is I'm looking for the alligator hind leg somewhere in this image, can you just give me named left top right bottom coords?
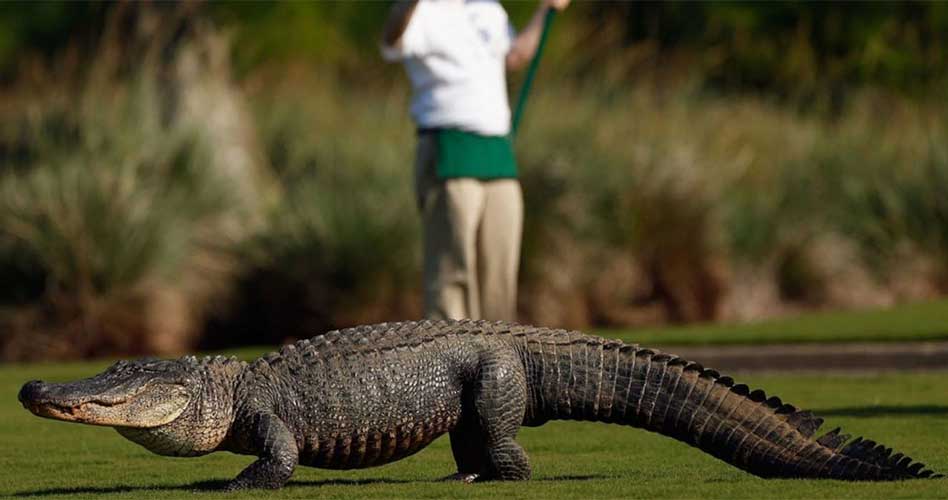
left=483, top=438, right=530, bottom=481
left=458, top=349, right=531, bottom=481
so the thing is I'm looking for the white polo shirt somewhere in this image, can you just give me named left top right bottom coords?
left=382, top=0, right=515, bottom=136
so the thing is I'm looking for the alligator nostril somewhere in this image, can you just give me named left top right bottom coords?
left=18, top=380, right=48, bottom=404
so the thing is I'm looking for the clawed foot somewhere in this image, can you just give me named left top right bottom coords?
left=440, top=472, right=480, bottom=484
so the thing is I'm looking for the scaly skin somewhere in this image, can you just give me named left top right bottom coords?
left=19, top=320, right=942, bottom=489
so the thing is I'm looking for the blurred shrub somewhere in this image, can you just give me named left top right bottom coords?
left=207, top=72, right=948, bottom=338
left=0, top=8, right=249, bottom=360
left=815, top=101, right=948, bottom=283
left=2, top=3, right=948, bottom=359
left=514, top=81, right=948, bottom=324
left=201, top=74, right=421, bottom=347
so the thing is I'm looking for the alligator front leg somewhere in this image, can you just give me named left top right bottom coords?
left=225, top=413, right=298, bottom=490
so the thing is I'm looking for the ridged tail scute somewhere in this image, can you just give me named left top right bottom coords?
left=530, top=336, right=941, bottom=481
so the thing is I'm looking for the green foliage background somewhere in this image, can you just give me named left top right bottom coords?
left=1, top=1, right=948, bottom=359
left=4, top=1, right=947, bottom=95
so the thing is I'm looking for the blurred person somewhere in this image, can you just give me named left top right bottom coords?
left=382, top=0, right=569, bottom=321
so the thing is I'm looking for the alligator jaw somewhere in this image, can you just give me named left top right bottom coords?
left=21, top=398, right=127, bottom=425
left=19, top=379, right=190, bottom=428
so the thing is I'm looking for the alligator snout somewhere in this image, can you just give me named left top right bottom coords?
left=19, top=380, right=48, bottom=405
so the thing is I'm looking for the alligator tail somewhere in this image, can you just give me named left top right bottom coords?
left=525, top=334, right=941, bottom=480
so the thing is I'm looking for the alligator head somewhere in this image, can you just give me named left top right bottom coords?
left=19, top=358, right=194, bottom=427
left=19, top=356, right=243, bottom=456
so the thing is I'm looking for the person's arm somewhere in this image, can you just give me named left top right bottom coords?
left=383, top=0, right=420, bottom=48
left=506, top=0, right=570, bottom=72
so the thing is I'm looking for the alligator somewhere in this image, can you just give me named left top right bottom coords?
left=19, top=320, right=941, bottom=489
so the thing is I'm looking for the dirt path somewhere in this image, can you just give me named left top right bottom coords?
left=653, top=341, right=948, bottom=372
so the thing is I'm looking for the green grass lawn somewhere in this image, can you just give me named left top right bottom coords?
left=597, top=299, right=948, bottom=346
left=2, top=361, right=946, bottom=499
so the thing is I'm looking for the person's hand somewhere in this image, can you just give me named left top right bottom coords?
left=544, top=0, right=570, bottom=11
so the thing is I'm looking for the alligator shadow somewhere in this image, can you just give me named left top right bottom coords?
left=814, top=405, right=948, bottom=418
left=14, top=475, right=605, bottom=496
left=12, top=479, right=407, bottom=497
left=537, top=474, right=605, bottom=481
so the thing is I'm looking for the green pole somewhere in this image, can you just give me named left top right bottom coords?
left=511, top=8, right=556, bottom=137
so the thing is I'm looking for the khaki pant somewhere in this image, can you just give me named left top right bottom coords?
left=415, top=133, right=523, bottom=321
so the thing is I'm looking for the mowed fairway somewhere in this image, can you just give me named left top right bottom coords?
left=2, top=360, right=946, bottom=499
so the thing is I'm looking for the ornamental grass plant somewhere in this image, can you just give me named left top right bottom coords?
left=0, top=9, right=253, bottom=359
left=2, top=8, right=948, bottom=359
